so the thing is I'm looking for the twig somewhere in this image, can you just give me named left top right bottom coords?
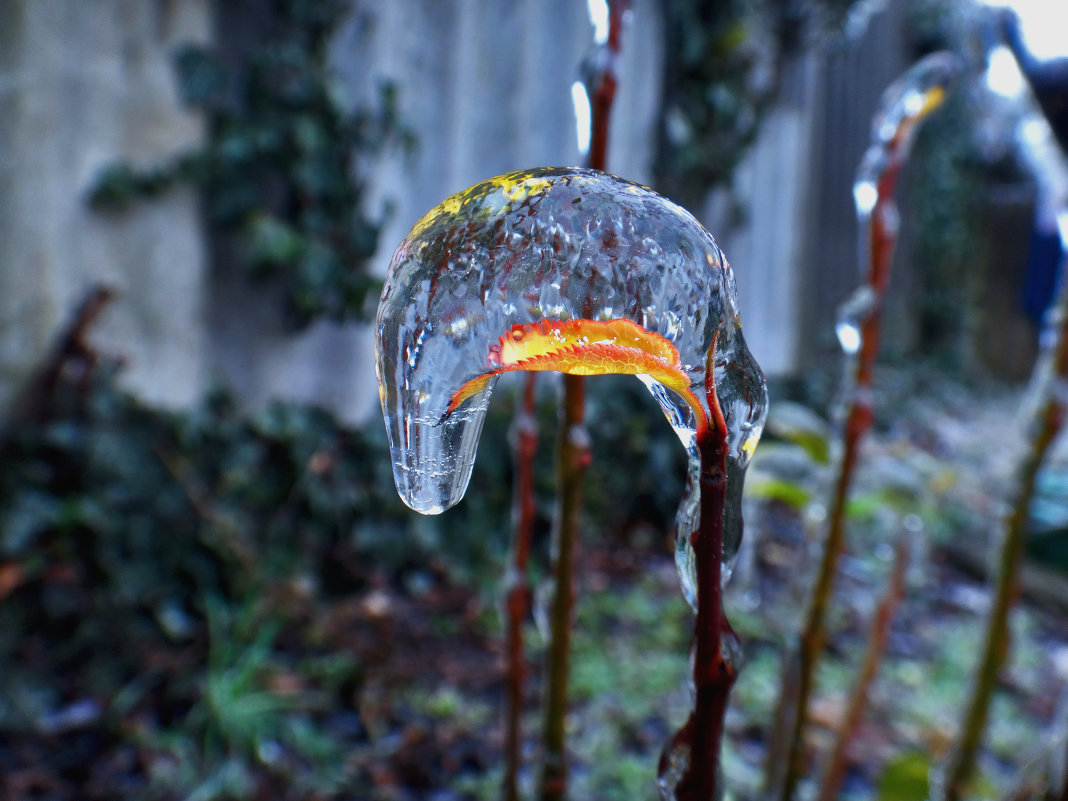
left=539, top=374, right=588, bottom=801
left=504, top=373, right=538, bottom=801
left=538, top=5, right=627, bottom=799
left=685, top=395, right=733, bottom=799
left=817, top=538, right=909, bottom=801
left=661, top=341, right=733, bottom=801
left=940, top=334, right=1068, bottom=799
left=769, top=54, right=957, bottom=798
left=773, top=135, right=903, bottom=801
left=4, top=285, right=115, bottom=427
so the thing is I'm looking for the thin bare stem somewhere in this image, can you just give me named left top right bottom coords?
left=817, top=539, right=909, bottom=801
left=773, top=162, right=903, bottom=801
left=941, top=387, right=1065, bottom=797
left=537, top=6, right=628, bottom=800
left=662, top=343, right=734, bottom=801
left=3, top=284, right=114, bottom=437
left=940, top=401, right=1057, bottom=799
left=941, top=213, right=1068, bottom=799
left=539, top=374, right=588, bottom=801
left=504, top=373, right=539, bottom=801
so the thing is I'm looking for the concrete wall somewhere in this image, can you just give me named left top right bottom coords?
left=1, top=0, right=963, bottom=420
left=0, top=0, right=212, bottom=411
left=206, top=0, right=663, bottom=423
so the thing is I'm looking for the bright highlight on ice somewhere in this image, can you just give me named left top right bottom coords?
left=571, top=81, right=592, bottom=154
left=853, top=181, right=878, bottom=216
left=985, top=45, right=1026, bottom=99
left=982, top=0, right=1068, bottom=61
left=587, top=0, right=609, bottom=44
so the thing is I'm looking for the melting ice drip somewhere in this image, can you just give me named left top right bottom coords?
left=374, top=166, right=767, bottom=604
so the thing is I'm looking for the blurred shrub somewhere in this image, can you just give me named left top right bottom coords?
left=0, top=357, right=500, bottom=797
left=905, top=0, right=1033, bottom=359
left=0, top=299, right=698, bottom=797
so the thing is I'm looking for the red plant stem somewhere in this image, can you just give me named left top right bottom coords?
left=587, top=1, right=626, bottom=172
left=504, top=373, right=538, bottom=801
left=777, top=162, right=902, bottom=801
left=817, top=539, right=909, bottom=801
left=538, top=7, right=628, bottom=800
left=669, top=352, right=733, bottom=801
left=683, top=425, right=732, bottom=799
left=588, top=0, right=626, bottom=173
left=539, top=374, right=588, bottom=801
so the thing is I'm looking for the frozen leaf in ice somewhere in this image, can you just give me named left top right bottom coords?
left=445, top=317, right=704, bottom=420
left=374, top=167, right=767, bottom=596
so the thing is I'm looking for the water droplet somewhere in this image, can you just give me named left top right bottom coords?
left=853, top=179, right=878, bottom=217
left=835, top=286, right=876, bottom=355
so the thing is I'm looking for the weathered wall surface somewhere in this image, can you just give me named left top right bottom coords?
left=795, top=0, right=913, bottom=367
left=0, top=0, right=964, bottom=420
left=205, top=0, right=664, bottom=423
left=0, top=0, right=212, bottom=411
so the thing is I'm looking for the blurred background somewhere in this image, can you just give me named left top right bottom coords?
left=2, top=0, right=1067, bottom=799
left=0, top=0, right=1051, bottom=419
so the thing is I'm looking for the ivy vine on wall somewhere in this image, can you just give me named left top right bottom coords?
left=90, top=0, right=414, bottom=329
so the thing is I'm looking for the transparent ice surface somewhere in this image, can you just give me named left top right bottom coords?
left=858, top=51, right=962, bottom=191
left=375, top=167, right=767, bottom=596
left=834, top=285, right=876, bottom=356
left=839, top=51, right=960, bottom=400
left=853, top=50, right=962, bottom=262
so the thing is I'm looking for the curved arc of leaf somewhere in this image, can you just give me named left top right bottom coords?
left=445, top=317, right=708, bottom=431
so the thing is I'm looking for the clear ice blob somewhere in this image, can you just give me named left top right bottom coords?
left=994, top=3, right=1068, bottom=152
left=839, top=50, right=960, bottom=403
left=862, top=50, right=962, bottom=172
left=835, top=285, right=876, bottom=355
left=374, top=167, right=768, bottom=598
left=854, top=51, right=962, bottom=235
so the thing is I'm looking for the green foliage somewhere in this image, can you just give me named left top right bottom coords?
left=0, top=338, right=702, bottom=797
left=90, top=0, right=414, bottom=328
left=3, top=342, right=1064, bottom=798
left=747, top=475, right=812, bottom=508
left=571, top=575, right=690, bottom=713
left=877, top=752, right=933, bottom=801
left=568, top=574, right=692, bottom=801
left=0, top=355, right=504, bottom=798
left=145, top=597, right=349, bottom=799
